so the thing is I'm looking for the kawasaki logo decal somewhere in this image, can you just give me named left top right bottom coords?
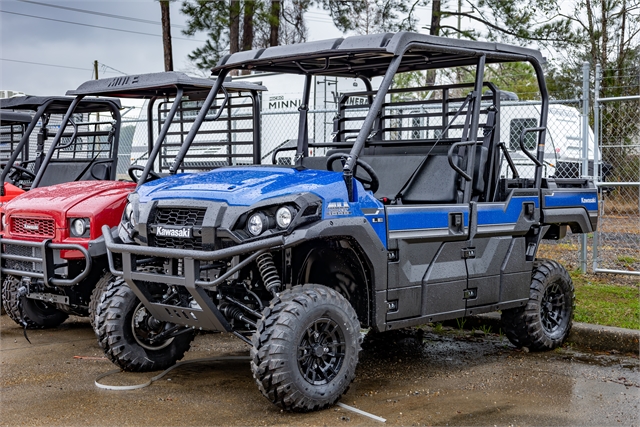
left=23, top=223, right=40, bottom=231
left=156, top=226, right=192, bottom=238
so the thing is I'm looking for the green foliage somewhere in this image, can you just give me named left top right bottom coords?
left=483, top=62, right=539, bottom=100
left=456, top=317, right=467, bottom=331
left=570, top=271, right=640, bottom=330
left=617, top=256, right=638, bottom=265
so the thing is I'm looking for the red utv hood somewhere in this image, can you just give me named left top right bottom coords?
left=1, top=182, right=26, bottom=204
left=4, top=181, right=136, bottom=217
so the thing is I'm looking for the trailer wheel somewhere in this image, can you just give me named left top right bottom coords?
left=251, top=284, right=360, bottom=411
left=95, top=278, right=194, bottom=372
left=2, top=275, right=68, bottom=329
left=501, top=259, right=574, bottom=351
left=88, top=271, right=113, bottom=330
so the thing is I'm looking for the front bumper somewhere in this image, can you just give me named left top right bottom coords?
left=103, top=225, right=285, bottom=332
left=0, top=237, right=92, bottom=286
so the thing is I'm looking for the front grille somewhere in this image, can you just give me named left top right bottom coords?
left=155, top=208, right=206, bottom=226
left=10, top=217, right=55, bottom=238
left=3, top=243, right=42, bottom=272
left=152, top=208, right=206, bottom=250
left=154, top=235, right=202, bottom=250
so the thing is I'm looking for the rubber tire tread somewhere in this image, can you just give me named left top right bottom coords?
left=1, top=275, right=68, bottom=329
left=95, top=277, right=194, bottom=372
left=501, top=258, right=574, bottom=351
left=89, top=271, right=113, bottom=330
left=251, top=284, right=360, bottom=412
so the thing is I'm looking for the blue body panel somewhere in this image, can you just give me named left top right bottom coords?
left=543, top=191, right=598, bottom=212
left=476, top=196, right=539, bottom=226
left=138, top=166, right=388, bottom=246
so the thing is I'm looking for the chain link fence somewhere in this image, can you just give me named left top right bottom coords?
left=592, top=65, right=640, bottom=275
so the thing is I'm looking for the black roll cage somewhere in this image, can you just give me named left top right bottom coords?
left=202, top=32, right=550, bottom=199
left=64, top=72, right=265, bottom=187
left=0, top=97, right=122, bottom=196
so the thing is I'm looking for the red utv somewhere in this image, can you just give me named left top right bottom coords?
left=1, top=72, right=264, bottom=330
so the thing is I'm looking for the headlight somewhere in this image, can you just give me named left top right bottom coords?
left=123, top=202, right=137, bottom=227
left=275, top=206, right=293, bottom=228
left=247, top=212, right=267, bottom=236
left=124, top=203, right=133, bottom=221
left=1, top=213, right=5, bottom=231
left=70, top=218, right=89, bottom=237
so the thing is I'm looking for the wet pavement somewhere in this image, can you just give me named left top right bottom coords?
left=1, top=314, right=638, bottom=426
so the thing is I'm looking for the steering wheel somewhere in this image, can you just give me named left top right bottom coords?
left=128, top=165, right=162, bottom=183
left=326, top=153, right=380, bottom=193
left=1, top=163, right=36, bottom=183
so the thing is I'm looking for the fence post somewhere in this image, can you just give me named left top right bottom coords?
left=580, top=62, right=590, bottom=273
left=592, top=64, right=601, bottom=272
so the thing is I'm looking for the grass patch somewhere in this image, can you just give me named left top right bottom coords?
left=617, top=255, right=638, bottom=265
left=571, top=271, right=640, bottom=330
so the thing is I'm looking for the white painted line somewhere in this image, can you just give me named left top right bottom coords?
left=337, top=402, right=386, bottom=423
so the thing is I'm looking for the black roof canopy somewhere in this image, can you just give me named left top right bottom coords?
left=0, top=96, right=122, bottom=114
left=214, top=32, right=545, bottom=78
left=66, top=71, right=266, bottom=99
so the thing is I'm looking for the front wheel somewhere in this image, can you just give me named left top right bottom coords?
left=88, top=271, right=114, bottom=331
left=251, top=284, right=360, bottom=412
left=501, top=259, right=574, bottom=351
left=95, top=278, right=195, bottom=372
left=2, top=275, right=68, bottom=329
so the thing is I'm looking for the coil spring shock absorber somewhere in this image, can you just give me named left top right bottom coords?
left=256, top=252, right=281, bottom=296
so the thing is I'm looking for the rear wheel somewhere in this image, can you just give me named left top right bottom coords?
left=501, top=259, right=574, bottom=351
left=1, top=275, right=68, bottom=329
left=95, top=278, right=194, bottom=372
left=251, top=284, right=360, bottom=411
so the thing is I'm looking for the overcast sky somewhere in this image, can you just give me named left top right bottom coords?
left=0, top=0, right=343, bottom=97
left=0, top=1, right=462, bottom=98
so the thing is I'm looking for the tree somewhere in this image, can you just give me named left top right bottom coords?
left=424, top=0, right=576, bottom=48
left=181, top=0, right=310, bottom=71
left=321, top=0, right=424, bottom=34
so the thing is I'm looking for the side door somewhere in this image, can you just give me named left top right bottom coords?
left=465, top=189, right=540, bottom=314
left=385, top=203, right=470, bottom=322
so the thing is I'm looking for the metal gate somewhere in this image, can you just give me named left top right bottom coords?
left=592, top=64, right=640, bottom=275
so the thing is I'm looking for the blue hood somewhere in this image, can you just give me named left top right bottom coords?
left=137, top=166, right=352, bottom=206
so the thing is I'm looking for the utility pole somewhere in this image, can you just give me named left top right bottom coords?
left=160, top=0, right=173, bottom=71
left=94, top=60, right=99, bottom=80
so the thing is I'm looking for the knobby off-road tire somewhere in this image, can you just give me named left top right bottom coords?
left=501, top=259, right=574, bottom=351
left=251, top=284, right=360, bottom=412
left=1, top=275, right=68, bottom=328
left=95, top=277, right=194, bottom=372
left=88, top=271, right=113, bottom=331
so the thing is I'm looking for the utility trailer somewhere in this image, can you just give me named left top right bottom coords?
left=98, top=32, right=598, bottom=412
left=0, top=72, right=264, bottom=330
